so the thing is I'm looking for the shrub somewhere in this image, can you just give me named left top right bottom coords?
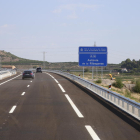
left=96, top=79, right=102, bottom=83
left=133, top=79, right=140, bottom=93
left=84, top=68, right=89, bottom=72
left=131, top=79, right=135, bottom=84
left=112, top=79, right=123, bottom=88
left=125, top=89, right=131, bottom=97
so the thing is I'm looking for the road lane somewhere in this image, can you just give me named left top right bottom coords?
left=0, top=73, right=34, bottom=127
left=0, top=73, right=92, bottom=140
left=49, top=73, right=140, bottom=140
left=0, top=72, right=139, bottom=140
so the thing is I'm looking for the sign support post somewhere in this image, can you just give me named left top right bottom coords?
left=101, top=67, right=103, bottom=80
left=92, top=66, right=94, bottom=80
left=83, top=67, right=84, bottom=79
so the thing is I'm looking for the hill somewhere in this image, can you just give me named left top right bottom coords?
left=0, top=50, right=44, bottom=66
left=0, top=50, right=120, bottom=70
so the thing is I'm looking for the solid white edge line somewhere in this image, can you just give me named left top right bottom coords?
left=9, top=106, right=17, bottom=113
left=54, top=79, right=59, bottom=83
left=65, top=94, right=84, bottom=118
left=21, top=92, right=25, bottom=96
left=46, top=73, right=59, bottom=84
left=85, top=125, right=100, bottom=140
left=58, top=84, right=65, bottom=92
left=0, top=74, right=21, bottom=86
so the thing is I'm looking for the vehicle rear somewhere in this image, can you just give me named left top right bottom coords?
left=36, top=67, right=42, bottom=73
left=22, top=70, right=34, bottom=79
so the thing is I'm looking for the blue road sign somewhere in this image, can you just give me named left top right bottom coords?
left=79, top=47, right=107, bottom=66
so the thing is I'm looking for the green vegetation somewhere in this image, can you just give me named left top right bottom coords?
left=133, top=79, right=140, bottom=93
left=95, top=79, right=102, bottom=83
left=131, top=79, right=136, bottom=84
left=1, top=51, right=44, bottom=65
left=112, top=79, right=123, bottom=88
left=2, top=60, right=44, bottom=65
left=84, top=68, right=89, bottom=72
left=121, top=58, right=140, bottom=73
left=125, top=89, right=131, bottom=97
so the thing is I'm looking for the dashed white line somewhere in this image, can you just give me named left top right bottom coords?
left=27, top=85, right=30, bottom=87
left=85, top=125, right=100, bottom=140
left=0, top=74, right=21, bottom=86
left=21, top=92, right=25, bottom=96
left=65, top=94, right=84, bottom=118
left=30, top=81, right=32, bottom=82
left=58, top=84, right=65, bottom=92
left=9, top=106, right=17, bottom=113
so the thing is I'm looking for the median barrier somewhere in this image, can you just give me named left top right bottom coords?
left=0, top=70, right=17, bottom=80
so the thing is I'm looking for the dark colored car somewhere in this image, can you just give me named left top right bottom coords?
left=36, top=67, right=42, bottom=73
left=22, top=70, right=34, bottom=79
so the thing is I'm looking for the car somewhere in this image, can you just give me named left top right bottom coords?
left=36, top=67, right=42, bottom=73
left=22, top=70, right=34, bottom=80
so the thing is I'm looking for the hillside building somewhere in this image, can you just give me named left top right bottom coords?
left=2, top=65, right=16, bottom=69
left=121, top=68, right=128, bottom=72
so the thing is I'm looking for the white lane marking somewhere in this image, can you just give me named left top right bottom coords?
left=65, top=94, right=84, bottom=118
left=9, top=106, right=17, bottom=113
left=0, top=74, right=21, bottom=86
left=30, top=81, right=32, bottom=82
left=85, top=125, right=100, bottom=140
left=54, top=79, right=59, bottom=83
left=21, top=92, right=25, bottom=96
left=46, top=73, right=59, bottom=84
left=27, top=85, right=30, bottom=87
left=58, top=84, right=65, bottom=92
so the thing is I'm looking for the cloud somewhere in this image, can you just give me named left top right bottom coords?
left=1, top=24, right=8, bottom=28
left=53, top=9, right=62, bottom=14
left=0, top=24, right=15, bottom=29
left=52, top=4, right=99, bottom=19
left=61, top=23, right=67, bottom=26
left=67, top=12, right=77, bottom=19
left=0, top=24, right=16, bottom=35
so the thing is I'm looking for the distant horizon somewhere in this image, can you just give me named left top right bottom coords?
left=0, top=50, right=129, bottom=65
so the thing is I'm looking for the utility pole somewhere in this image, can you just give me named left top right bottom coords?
left=0, top=56, right=1, bottom=69
left=43, top=52, right=47, bottom=69
left=94, top=42, right=96, bottom=47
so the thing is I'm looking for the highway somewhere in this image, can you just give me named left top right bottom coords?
left=0, top=72, right=139, bottom=140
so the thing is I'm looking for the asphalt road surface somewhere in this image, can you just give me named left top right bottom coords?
left=0, top=72, right=139, bottom=140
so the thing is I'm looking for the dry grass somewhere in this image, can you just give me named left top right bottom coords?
left=69, top=71, right=140, bottom=103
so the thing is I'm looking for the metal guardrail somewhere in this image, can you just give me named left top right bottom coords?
left=46, top=70, right=140, bottom=121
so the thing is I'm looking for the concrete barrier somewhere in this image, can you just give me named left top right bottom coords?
left=0, top=70, right=17, bottom=80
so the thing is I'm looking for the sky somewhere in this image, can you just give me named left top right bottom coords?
left=0, top=0, right=140, bottom=64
